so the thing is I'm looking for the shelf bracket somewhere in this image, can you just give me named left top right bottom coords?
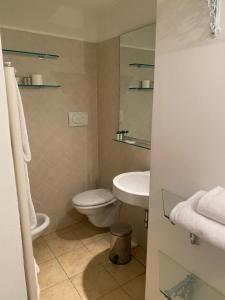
left=190, top=233, right=200, bottom=246
left=207, top=0, right=221, bottom=36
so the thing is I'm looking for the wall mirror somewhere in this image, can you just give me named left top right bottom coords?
left=119, top=23, right=156, bottom=149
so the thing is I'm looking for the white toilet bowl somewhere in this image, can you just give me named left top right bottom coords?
left=72, top=189, right=121, bottom=228
left=31, top=213, right=50, bottom=241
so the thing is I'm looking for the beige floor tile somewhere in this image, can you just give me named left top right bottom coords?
left=122, top=274, right=146, bottom=300
left=44, top=231, right=60, bottom=241
left=43, top=231, right=57, bottom=241
left=38, top=259, right=67, bottom=290
left=85, top=237, right=110, bottom=256
left=131, top=247, right=146, bottom=266
left=104, top=258, right=145, bottom=285
left=89, top=249, right=111, bottom=266
left=44, top=225, right=79, bottom=241
left=72, top=221, right=109, bottom=246
left=98, top=288, right=131, bottom=300
left=71, top=265, right=119, bottom=300
left=58, top=246, right=98, bottom=278
left=40, top=280, right=81, bottom=300
left=45, top=230, right=83, bottom=257
left=33, top=237, right=54, bottom=264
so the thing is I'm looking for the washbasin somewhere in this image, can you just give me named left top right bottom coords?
left=113, top=171, right=150, bottom=209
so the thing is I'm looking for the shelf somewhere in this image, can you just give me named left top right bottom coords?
left=18, top=84, right=61, bottom=88
left=129, top=87, right=154, bottom=90
left=162, top=189, right=184, bottom=219
left=129, top=63, right=154, bottom=68
left=159, top=251, right=225, bottom=300
left=112, top=137, right=151, bottom=150
left=2, top=48, right=59, bottom=59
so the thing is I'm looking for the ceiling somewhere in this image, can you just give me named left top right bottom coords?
left=121, top=24, right=156, bottom=50
left=0, top=0, right=156, bottom=42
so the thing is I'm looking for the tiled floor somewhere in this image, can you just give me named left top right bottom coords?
left=33, top=220, right=146, bottom=300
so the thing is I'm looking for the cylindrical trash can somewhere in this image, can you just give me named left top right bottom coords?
left=109, top=222, right=132, bottom=265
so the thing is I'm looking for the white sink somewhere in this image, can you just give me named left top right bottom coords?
left=113, top=171, right=150, bottom=209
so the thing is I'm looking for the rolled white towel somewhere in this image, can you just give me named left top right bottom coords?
left=170, top=190, right=225, bottom=251
left=24, top=163, right=37, bottom=230
left=196, top=186, right=225, bottom=225
left=15, top=77, right=31, bottom=162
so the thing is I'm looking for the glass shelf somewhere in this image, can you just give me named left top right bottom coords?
left=18, top=84, right=61, bottom=88
left=2, top=48, right=59, bottom=59
left=162, top=189, right=184, bottom=219
left=129, top=63, right=155, bottom=68
left=129, top=87, right=154, bottom=90
left=159, top=251, right=225, bottom=300
left=112, top=137, right=151, bottom=150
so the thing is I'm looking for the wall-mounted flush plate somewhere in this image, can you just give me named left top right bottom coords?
left=68, top=112, right=88, bottom=127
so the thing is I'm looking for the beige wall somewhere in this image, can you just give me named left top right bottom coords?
left=146, top=0, right=225, bottom=299
left=1, top=29, right=99, bottom=233
left=97, top=38, right=150, bottom=248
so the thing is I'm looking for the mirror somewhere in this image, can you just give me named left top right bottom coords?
left=119, top=24, right=156, bottom=147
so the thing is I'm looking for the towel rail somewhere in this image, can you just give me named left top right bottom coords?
left=162, top=189, right=200, bottom=246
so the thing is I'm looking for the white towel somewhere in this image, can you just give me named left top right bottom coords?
left=196, top=186, right=225, bottom=225
left=24, top=163, right=37, bottom=229
left=14, top=77, right=37, bottom=228
left=170, top=191, right=225, bottom=251
left=15, top=78, right=31, bottom=162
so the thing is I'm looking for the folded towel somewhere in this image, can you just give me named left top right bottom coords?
left=24, top=163, right=37, bottom=230
left=170, top=191, right=225, bottom=251
left=196, top=186, right=225, bottom=225
left=15, top=78, right=31, bottom=162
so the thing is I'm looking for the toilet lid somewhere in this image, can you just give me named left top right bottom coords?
left=72, top=189, right=115, bottom=207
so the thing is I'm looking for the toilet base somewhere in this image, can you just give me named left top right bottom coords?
left=75, top=201, right=121, bottom=228
left=31, top=213, right=50, bottom=240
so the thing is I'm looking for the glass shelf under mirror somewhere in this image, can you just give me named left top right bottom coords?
left=18, top=84, right=61, bottom=88
left=162, top=189, right=185, bottom=219
left=129, top=87, right=154, bottom=90
left=112, top=137, right=151, bottom=150
left=2, top=48, right=59, bottom=59
left=129, top=63, right=155, bottom=68
left=159, top=251, right=225, bottom=300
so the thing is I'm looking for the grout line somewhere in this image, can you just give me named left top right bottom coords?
left=96, top=287, right=133, bottom=300
left=95, top=287, right=125, bottom=300
left=36, top=256, right=56, bottom=265
left=120, top=286, right=133, bottom=300
left=46, top=243, right=86, bottom=259
left=39, top=279, right=68, bottom=293
left=131, top=249, right=147, bottom=266
left=131, top=255, right=146, bottom=268
left=100, top=255, right=146, bottom=287
left=42, top=219, right=87, bottom=239
left=45, top=240, right=56, bottom=258
left=54, top=254, right=71, bottom=280
left=69, top=278, right=84, bottom=300
left=38, top=257, right=69, bottom=292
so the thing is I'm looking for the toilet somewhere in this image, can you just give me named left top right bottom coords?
left=31, top=213, right=50, bottom=241
left=72, top=189, right=121, bottom=228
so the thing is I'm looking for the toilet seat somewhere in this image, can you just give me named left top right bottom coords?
left=72, top=189, right=116, bottom=208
